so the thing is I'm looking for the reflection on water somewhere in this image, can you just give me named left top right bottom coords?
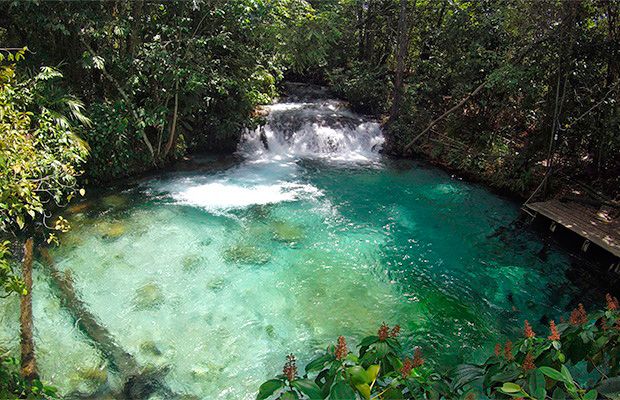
left=0, top=95, right=611, bottom=399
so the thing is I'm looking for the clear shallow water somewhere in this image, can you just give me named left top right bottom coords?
left=0, top=96, right=605, bottom=399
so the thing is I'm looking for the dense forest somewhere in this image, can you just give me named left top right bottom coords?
left=2, top=0, right=618, bottom=193
left=1, top=0, right=619, bottom=399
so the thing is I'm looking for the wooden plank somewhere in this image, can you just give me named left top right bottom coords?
left=525, top=200, right=620, bottom=258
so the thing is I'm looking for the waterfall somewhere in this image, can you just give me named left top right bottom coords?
left=238, top=86, right=384, bottom=162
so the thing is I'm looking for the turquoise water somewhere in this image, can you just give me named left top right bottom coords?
left=0, top=97, right=602, bottom=398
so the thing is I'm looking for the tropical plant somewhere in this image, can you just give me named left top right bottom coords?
left=257, top=294, right=620, bottom=399
left=0, top=352, right=58, bottom=399
left=0, top=48, right=89, bottom=289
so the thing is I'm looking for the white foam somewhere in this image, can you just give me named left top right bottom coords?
left=174, top=181, right=322, bottom=211
left=239, top=101, right=385, bottom=163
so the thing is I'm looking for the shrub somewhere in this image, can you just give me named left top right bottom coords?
left=257, top=294, right=620, bottom=399
left=328, top=61, right=390, bottom=115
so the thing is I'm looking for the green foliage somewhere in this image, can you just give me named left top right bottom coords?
left=258, top=297, right=620, bottom=399
left=275, top=0, right=619, bottom=197
left=0, top=352, right=58, bottom=399
left=328, top=61, right=390, bottom=115
left=0, top=241, right=23, bottom=296
left=2, top=0, right=322, bottom=181
left=0, top=50, right=88, bottom=293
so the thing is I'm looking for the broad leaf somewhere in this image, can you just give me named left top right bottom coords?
left=354, top=383, right=370, bottom=400
left=347, top=366, right=370, bottom=385
left=329, top=381, right=356, bottom=399
left=257, top=379, right=284, bottom=400
left=358, top=336, right=379, bottom=348
left=597, top=376, right=620, bottom=400
left=292, top=379, right=323, bottom=399
left=500, top=382, right=522, bottom=394
left=306, top=354, right=333, bottom=373
left=539, top=367, right=565, bottom=383
left=366, top=365, right=380, bottom=383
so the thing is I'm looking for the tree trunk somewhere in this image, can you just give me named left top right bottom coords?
left=357, top=0, right=365, bottom=60
left=80, top=38, right=156, bottom=163
left=403, top=80, right=487, bottom=152
left=163, top=79, right=180, bottom=158
left=128, top=0, right=144, bottom=58
left=20, top=237, right=38, bottom=382
left=389, top=0, right=415, bottom=124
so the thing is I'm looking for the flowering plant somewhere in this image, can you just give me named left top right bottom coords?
left=257, top=294, right=620, bottom=399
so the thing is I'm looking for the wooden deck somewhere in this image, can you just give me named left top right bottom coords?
left=525, top=200, right=620, bottom=258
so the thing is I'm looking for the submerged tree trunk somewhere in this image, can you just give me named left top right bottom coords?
left=20, top=237, right=38, bottom=382
left=39, top=248, right=176, bottom=399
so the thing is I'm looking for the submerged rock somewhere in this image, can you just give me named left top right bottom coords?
left=206, top=277, right=226, bottom=291
left=78, top=367, right=108, bottom=385
left=248, top=204, right=271, bottom=219
left=98, top=221, right=126, bottom=239
left=272, top=221, right=303, bottom=243
left=140, top=340, right=163, bottom=357
left=182, top=254, right=205, bottom=272
left=265, top=324, right=277, bottom=338
left=67, top=201, right=92, bottom=215
left=101, top=194, right=128, bottom=209
left=132, top=283, right=164, bottom=310
left=199, top=237, right=213, bottom=247
left=223, top=244, right=270, bottom=265
left=69, top=366, right=109, bottom=395
left=190, top=363, right=225, bottom=383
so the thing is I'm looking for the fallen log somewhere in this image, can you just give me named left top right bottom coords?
left=38, top=248, right=177, bottom=399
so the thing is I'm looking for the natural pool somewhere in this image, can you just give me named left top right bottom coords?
left=0, top=95, right=610, bottom=399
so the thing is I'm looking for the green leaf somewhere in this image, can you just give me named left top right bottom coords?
left=280, top=391, right=300, bottom=400
left=452, top=364, right=484, bottom=388
left=306, top=354, right=333, bottom=373
left=382, top=387, right=403, bottom=399
left=560, top=365, right=573, bottom=383
left=500, top=382, right=522, bottom=393
left=551, top=387, right=566, bottom=400
left=529, top=369, right=546, bottom=400
left=292, top=379, right=323, bottom=399
left=355, top=383, right=370, bottom=400
left=347, top=366, right=370, bottom=385
left=374, top=342, right=389, bottom=359
left=583, top=390, right=598, bottom=400
left=16, top=215, right=24, bottom=229
left=366, top=365, right=380, bottom=383
left=597, top=376, right=620, bottom=400
left=329, top=381, right=355, bottom=399
left=539, top=367, right=565, bottom=383
left=257, top=379, right=284, bottom=400
left=358, top=336, right=379, bottom=348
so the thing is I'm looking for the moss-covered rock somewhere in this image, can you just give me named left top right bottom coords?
left=223, top=244, right=270, bottom=265
left=78, top=367, right=108, bottom=385
left=182, top=254, right=205, bottom=272
left=132, top=283, right=164, bottom=310
left=67, top=201, right=92, bottom=214
left=98, top=221, right=126, bottom=239
left=140, top=340, right=163, bottom=357
left=206, top=277, right=226, bottom=291
left=101, top=194, right=127, bottom=209
left=272, top=221, right=303, bottom=243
